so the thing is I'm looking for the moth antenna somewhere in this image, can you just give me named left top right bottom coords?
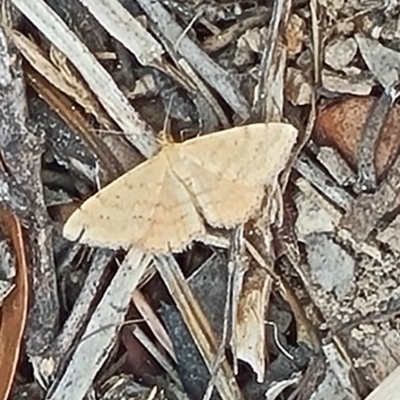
left=158, top=94, right=176, bottom=145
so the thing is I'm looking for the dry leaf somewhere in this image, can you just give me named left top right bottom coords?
left=314, top=96, right=400, bottom=178
left=63, top=123, right=298, bottom=253
left=0, top=207, right=29, bottom=400
left=235, top=261, right=270, bottom=382
left=9, top=0, right=158, bottom=158
left=12, top=31, right=108, bottom=125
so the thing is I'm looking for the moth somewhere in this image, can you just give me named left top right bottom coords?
left=63, top=123, right=298, bottom=253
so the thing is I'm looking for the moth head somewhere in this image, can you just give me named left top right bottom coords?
left=157, top=130, right=175, bottom=146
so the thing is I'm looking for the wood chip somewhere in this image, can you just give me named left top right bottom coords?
left=324, top=37, right=357, bottom=71
left=63, top=123, right=298, bottom=253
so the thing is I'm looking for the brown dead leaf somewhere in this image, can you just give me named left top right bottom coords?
left=11, top=30, right=109, bottom=127
left=314, top=96, right=400, bottom=179
left=0, top=206, right=29, bottom=400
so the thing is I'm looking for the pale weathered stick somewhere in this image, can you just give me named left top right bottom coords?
left=294, top=153, right=353, bottom=211
left=77, top=0, right=164, bottom=67
left=154, top=254, right=245, bottom=400
left=0, top=26, right=58, bottom=356
left=46, top=248, right=152, bottom=400
left=37, top=249, right=115, bottom=381
left=136, top=0, right=250, bottom=120
left=10, top=0, right=158, bottom=158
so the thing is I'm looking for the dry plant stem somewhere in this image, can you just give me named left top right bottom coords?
left=229, top=226, right=247, bottom=375
left=12, top=28, right=140, bottom=179
left=291, top=0, right=320, bottom=165
left=46, top=248, right=152, bottom=400
left=276, top=0, right=320, bottom=191
left=341, top=140, right=400, bottom=242
left=12, top=30, right=109, bottom=129
left=176, top=58, right=230, bottom=128
left=136, top=0, right=250, bottom=120
left=286, top=355, right=326, bottom=400
left=202, top=11, right=270, bottom=53
left=77, top=0, right=164, bottom=66
left=26, top=66, right=125, bottom=183
left=282, top=0, right=320, bottom=189
left=254, top=0, right=291, bottom=120
left=154, top=254, right=244, bottom=400
left=201, top=232, right=239, bottom=400
left=236, top=221, right=276, bottom=381
left=77, top=0, right=192, bottom=93
left=37, top=249, right=115, bottom=382
left=10, top=0, right=159, bottom=158
left=198, top=17, right=220, bottom=36
left=295, top=153, right=353, bottom=211
left=131, top=325, right=181, bottom=386
left=310, top=0, right=322, bottom=88
left=132, top=290, right=176, bottom=360
left=265, top=46, right=287, bottom=122
left=244, top=239, right=279, bottom=281
left=245, top=241, right=321, bottom=352
left=265, top=321, right=294, bottom=360
left=0, top=27, right=59, bottom=355
left=278, top=274, right=321, bottom=352
left=355, top=90, right=394, bottom=193
left=173, top=8, right=203, bottom=53
left=281, top=98, right=316, bottom=194
left=155, top=17, right=227, bottom=124
left=235, top=253, right=270, bottom=381
left=330, top=336, right=366, bottom=395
